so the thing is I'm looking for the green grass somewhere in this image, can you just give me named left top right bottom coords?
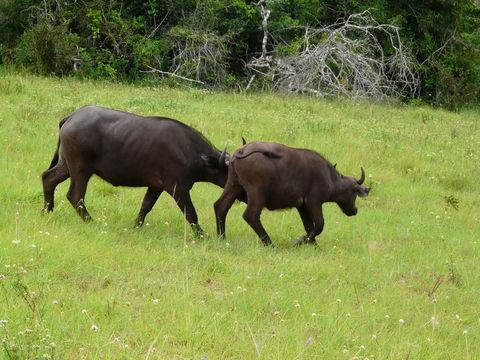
left=0, top=71, right=479, bottom=359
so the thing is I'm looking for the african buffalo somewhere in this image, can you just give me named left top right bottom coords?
left=41, top=105, right=229, bottom=235
left=214, top=141, right=371, bottom=246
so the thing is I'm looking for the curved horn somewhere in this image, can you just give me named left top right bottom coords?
left=357, top=167, right=365, bottom=185
left=219, top=144, right=228, bottom=167
left=242, top=137, right=247, bottom=146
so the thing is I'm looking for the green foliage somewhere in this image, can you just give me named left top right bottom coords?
left=0, top=0, right=479, bottom=106
left=17, top=22, right=79, bottom=75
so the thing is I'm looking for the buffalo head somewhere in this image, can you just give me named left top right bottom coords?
left=336, top=167, right=371, bottom=216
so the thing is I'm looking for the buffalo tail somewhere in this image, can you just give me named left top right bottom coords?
left=234, top=150, right=282, bottom=160
left=47, top=115, right=69, bottom=170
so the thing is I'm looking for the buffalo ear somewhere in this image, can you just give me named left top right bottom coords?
left=355, top=185, right=371, bottom=198
left=201, top=154, right=229, bottom=169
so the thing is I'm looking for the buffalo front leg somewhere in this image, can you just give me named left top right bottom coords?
left=242, top=190, right=272, bottom=246
left=294, top=204, right=316, bottom=245
left=41, top=159, right=70, bottom=213
left=301, top=205, right=324, bottom=245
left=66, top=172, right=93, bottom=222
left=135, top=187, right=163, bottom=227
left=169, top=187, right=203, bottom=237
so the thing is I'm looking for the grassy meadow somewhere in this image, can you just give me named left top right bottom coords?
left=0, top=71, right=479, bottom=359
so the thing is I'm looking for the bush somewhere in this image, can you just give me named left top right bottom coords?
left=17, top=22, right=79, bottom=75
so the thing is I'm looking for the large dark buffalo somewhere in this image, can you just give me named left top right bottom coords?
left=41, top=105, right=229, bottom=234
left=214, top=141, right=371, bottom=246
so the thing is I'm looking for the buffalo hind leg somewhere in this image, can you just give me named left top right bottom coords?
left=169, top=187, right=203, bottom=237
left=66, top=172, right=93, bottom=222
left=242, top=189, right=272, bottom=246
left=41, top=159, right=70, bottom=213
left=294, top=204, right=316, bottom=245
left=214, top=176, right=244, bottom=239
left=135, top=187, right=163, bottom=227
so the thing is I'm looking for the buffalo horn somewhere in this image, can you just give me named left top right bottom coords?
left=357, top=167, right=365, bottom=185
left=219, top=145, right=228, bottom=167
left=242, top=137, right=247, bottom=146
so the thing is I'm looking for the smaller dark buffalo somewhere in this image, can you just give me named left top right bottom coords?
left=42, top=105, right=229, bottom=234
left=214, top=141, right=371, bottom=246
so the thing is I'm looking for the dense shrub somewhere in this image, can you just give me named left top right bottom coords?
left=18, top=22, right=79, bottom=75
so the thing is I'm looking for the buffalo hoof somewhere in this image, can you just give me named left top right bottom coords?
left=191, top=224, right=204, bottom=238
left=294, top=236, right=316, bottom=246
left=294, top=235, right=307, bottom=246
left=41, top=202, right=53, bottom=214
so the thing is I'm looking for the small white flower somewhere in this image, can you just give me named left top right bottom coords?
left=343, top=349, right=349, bottom=354
left=346, top=313, right=351, bottom=318
left=273, top=311, right=280, bottom=316
left=24, top=328, right=32, bottom=333
left=113, top=336, right=120, bottom=342
left=311, top=313, right=317, bottom=317
left=371, top=334, right=377, bottom=340
left=399, top=319, right=405, bottom=324
left=45, top=232, right=50, bottom=236
left=91, top=325, right=99, bottom=332
left=336, top=299, right=342, bottom=303
left=385, top=315, right=390, bottom=319
left=372, top=299, right=378, bottom=303
left=12, top=239, right=20, bottom=245
left=152, top=299, right=159, bottom=304
left=52, top=300, right=59, bottom=305
left=81, top=309, right=88, bottom=314
left=463, top=330, right=468, bottom=335
left=0, top=274, right=5, bottom=281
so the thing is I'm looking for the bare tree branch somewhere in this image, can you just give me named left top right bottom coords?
left=248, top=9, right=420, bottom=99
left=141, top=66, right=205, bottom=85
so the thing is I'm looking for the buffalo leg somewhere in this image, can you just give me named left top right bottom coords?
left=41, top=159, right=70, bottom=212
left=214, top=177, right=243, bottom=239
left=294, top=204, right=316, bottom=245
left=302, top=205, right=324, bottom=245
left=169, top=187, right=203, bottom=236
left=135, top=187, right=163, bottom=227
left=242, top=190, right=272, bottom=246
left=66, top=172, right=93, bottom=222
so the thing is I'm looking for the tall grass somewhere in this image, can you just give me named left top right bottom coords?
left=0, top=72, right=479, bottom=359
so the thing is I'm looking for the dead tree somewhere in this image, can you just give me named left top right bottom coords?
left=248, top=9, right=419, bottom=99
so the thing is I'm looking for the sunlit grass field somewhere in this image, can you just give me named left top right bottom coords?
left=0, top=71, right=479, bottom=359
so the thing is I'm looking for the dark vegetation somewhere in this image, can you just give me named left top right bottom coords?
left=0, top=0, right=479, bottom=108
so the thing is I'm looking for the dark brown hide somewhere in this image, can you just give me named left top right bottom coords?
left=42, top=106, right=228, bottom=234
left=214, top=142, right=371, bottom=246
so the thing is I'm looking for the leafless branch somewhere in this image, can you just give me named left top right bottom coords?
left=141, top=66, right=205, bottom=85
left=248, top=9, right=420, bottom=99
